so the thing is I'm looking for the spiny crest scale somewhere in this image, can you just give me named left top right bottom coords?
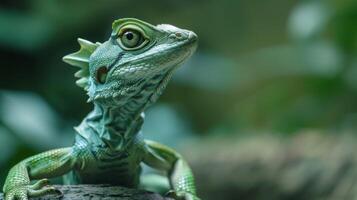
left=62, top=38, right=100, bottom=90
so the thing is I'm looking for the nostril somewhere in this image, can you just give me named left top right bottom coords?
left=175, top=32, right=182, bottom=38
left=96, top=66, right=108, bottom=84
left=169, top=32, right=185, bottom=40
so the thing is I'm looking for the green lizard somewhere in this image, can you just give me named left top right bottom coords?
left=3, top=18, right=199, bottom=200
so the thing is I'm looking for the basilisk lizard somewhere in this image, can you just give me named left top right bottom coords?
left=3, top=18, right=199, bottom=200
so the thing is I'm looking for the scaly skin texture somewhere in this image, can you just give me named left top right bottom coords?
left=3, top=18, right=199, bottom=200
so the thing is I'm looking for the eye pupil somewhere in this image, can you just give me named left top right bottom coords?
left=125, top=32, right=134, bottom=40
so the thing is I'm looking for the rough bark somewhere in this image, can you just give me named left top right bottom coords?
left=0, top=185, right=173, bottom=200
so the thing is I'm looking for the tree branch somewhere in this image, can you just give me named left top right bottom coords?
left=0, top=185, right=173, bottom=200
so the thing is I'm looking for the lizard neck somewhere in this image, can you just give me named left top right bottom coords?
left=82, top=100, right=146, bottom=151
left=76, top=67, right=176, bottom=151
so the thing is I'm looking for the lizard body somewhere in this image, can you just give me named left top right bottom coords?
left=3, top=18, right=199, bottom=200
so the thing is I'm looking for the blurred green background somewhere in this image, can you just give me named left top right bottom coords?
left=0, top=0, right=356, bottom=199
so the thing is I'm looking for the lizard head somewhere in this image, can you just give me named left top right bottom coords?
left=63, top=18, right=197, bottom=107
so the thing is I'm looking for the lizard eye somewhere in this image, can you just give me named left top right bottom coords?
left=117, top=29, right=148, bottom=50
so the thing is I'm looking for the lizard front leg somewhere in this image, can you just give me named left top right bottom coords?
left=143, top=140, right=200, bottom=200
left=3, top=147, right=77, bottom=200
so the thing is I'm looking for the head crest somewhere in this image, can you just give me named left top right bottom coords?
left=63, top=38, right=100, bottom=90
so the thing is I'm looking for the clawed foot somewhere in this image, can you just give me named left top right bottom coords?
left=166, top=190, right=201, bottom=200
left=5, top=179, right=62, bottom=200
